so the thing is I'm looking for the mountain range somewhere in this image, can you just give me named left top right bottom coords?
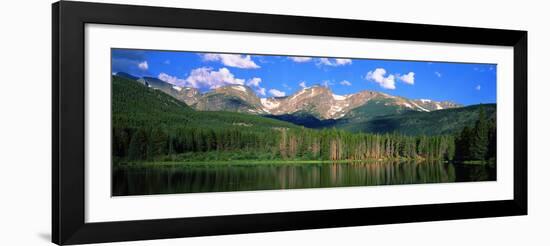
left=118, top=72, right=461, bottom=120
left=113, top=73, right=495, bottom=136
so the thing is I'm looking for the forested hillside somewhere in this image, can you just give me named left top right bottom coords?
left=266, top=103, right=496, bottom=136
left=112, top=75, right=298, bottom=161
left=112, top=75, right=297, bottom=130
left=112, top=75, right=495, bottom=164
left=335, top=104, right=496, bottom=135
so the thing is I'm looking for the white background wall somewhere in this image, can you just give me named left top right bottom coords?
left=0, top=0, right=548, bottom=245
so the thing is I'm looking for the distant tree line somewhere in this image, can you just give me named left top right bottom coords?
left=112, top=106, right=495, bottom=164
left=113, top=126, right=456, bottom=162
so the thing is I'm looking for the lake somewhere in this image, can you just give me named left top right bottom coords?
left=112, top=161, right=496, bottom=196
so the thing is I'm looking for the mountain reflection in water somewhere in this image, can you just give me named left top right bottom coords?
left=112, top=160, right=495, bottom=196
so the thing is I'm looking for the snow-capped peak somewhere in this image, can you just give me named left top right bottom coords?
left=419, top=99, right=432, bottom=103
left=332, top=94, right=347, bottom=100
left=231, top=85, right=247, bottom=93
left=261, top=98, right=280, bottom=110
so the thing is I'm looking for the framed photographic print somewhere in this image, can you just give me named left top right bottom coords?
left=52, top=1, right=527, bottom=245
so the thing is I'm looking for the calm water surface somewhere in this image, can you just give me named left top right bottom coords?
left=112, top=161, right=496, bottom=196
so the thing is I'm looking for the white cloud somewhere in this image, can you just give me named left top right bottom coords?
left=256, top=56, right=271, bottom=64
left=435, top=71, right=442, bottom=78
left=288, top=57, right=352, bottom=67
left=138, top=61, right=148, bottom=71
left=366, top=68, right=396, bottom=90
left=202, top=54, right=260, bottom=69
left=340, top=80, right=352, bottom=86
left=186, top=67, right=245, bottom=89
left=299, top=81, right=307, bottom=88
left=163, top=60, right=171, bottom=65
left=335, top=59, right=352, bottom=65
left=282, top=83, right=291, bottom=90
left=158, top=67, right=246, bottom=89
left=318, top=58, right=352, bottom=67
left=158, top=73, right=187, bottom=85
left=245, top=77, right=266, bottom=96
left=321, top=80, right=335, bottom=88
left=256, top=87, right=266, bottom=96
left=476, top=85, right=481, bottom=90
left=398, top=72, right=415, bottom=85
left=289, top=57, right=312, bottom=63
left=159, top=68, right=268, bottom=96
left=246, top=77, right=262, bottom=87
left=269, top=89, right=286, bottom=97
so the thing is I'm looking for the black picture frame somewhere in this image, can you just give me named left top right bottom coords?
left=52, top=1, right=527, bottom=245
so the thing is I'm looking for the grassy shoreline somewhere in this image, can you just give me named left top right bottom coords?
left=113, top=155, right=493, bottom=167
left=113, top=157, right=496, bottom=168
left=114, top=157, right=437, bottom=167
left=456, top=160, right=496, bottom=166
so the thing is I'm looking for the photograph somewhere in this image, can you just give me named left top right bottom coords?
left=111, top=48, right=497, bottom=196
left=0, top=0, right=539, bottom=245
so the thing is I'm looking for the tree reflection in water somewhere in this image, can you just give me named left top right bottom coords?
left=113, top=160, right=495, bottom=196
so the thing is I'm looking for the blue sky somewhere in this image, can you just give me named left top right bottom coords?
left=112, top=48, right=497, bottom=105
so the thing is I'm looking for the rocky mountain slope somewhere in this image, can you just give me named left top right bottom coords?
left=194, top=85, right=264, bottom=114
left=117, top=72, right=461, bottom=120
left=259, top=86, right=460, bottom=119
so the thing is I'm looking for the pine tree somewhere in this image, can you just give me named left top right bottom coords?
left=149, top=128, right=168, bottom=158
left=445, top=136, right=456, bottom=160
left=471, top=108, right=489, bottom=160
left=486, top=119, right=497, bottom=161
left=455, top=126, right=471, bottom=161
left=128, top=129, right=148, bottom=160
